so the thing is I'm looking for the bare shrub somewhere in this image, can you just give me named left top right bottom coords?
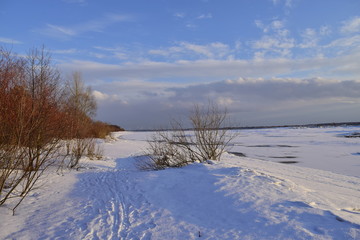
left=86, top=139, right=103, bottom=160
left=0, top=47, right=109, bottom=212
left=67, top=138, right=90, bottom=168
left=189, top=103, right=234, bottom=161
left=137, top=132, right=189, bottom=170
left=141, top=102, right=236, bottom=170
left=63, top=138, right=103, bottom=169
left=65, top=71, right=96, bottom=120
left=59, top=72, right=95, bottom=169
left=0, top=47, right=68, bottom=213
left=0, top=47, right=27, bottom=210
left=0, top=145, right=27, bottom=204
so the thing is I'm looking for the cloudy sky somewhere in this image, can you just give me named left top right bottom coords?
left=1, top=0, right=360, bottom=129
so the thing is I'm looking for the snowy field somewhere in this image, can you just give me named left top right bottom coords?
left=1, top=126, right=360, bottom=239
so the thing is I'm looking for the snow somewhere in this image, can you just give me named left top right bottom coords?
left=1, top=127, right=360, bottom=239
left=230, top=126, right=360, bottom=177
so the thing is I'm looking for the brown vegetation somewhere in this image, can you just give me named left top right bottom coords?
left=0, top=47, right=123, bottom=213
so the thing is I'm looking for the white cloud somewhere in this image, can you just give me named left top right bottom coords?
left=319, top=25, right=332, bottom=36
left=93, top=77, right=360, bottom=129
left=0, top=37, right=22, bottom=44
left=271, top=0, right=281, bottom=5
left=197, top=13, right=212, bottom=19
left=271, top=20, right=284, bottom=29
left=92, top=46, right=129, bottom=59
left=92, top=90, right=124, bottom=102
left=93, top=46, right=124, bottom=52
left=252, top=36, right=295, bottom=50
left=171, top=78, right=360, bottom=103
left=252, top=19, right=345, bottom=58
left=57, top=19, right=360, bottom=82
left=254, top=19, right=287, bottom=34
left=45, top=11, right=360, bottom=129
left=330, top=50, right=360, bottom=76
left=216, top=97, right=234, bottom=106
left=38, top=14, right=132, bottom=39
left=148, top=46, right=181, bottom=57
left=254, top=20, right=267, bottom=33
left=299, top=28, right=318, bottom=48
left=148, top=49, right=170, bottom=56
left=181, top=43, right=210, bottom=56
left=174, top=12, right=186, bottom=18
left=114, top=52, right=128, bottom=60
left=44, top=24, right=77, bottom=37
left=285, top=0, right=294, bottom=8
left=148, top=42, right=231, bottom=60
left=252, top=19, right=295, bottom=57
left=52, top=48, right=78, bottom=54
left=235, top=40, right=242, bottom=50
left=59, top=47, right=360, bottom=86
left=93, top=90, right=109, bottom=101
left=341, top=16, right=360, bottom=34
left=88, top=52, right=106, bottom=59
left=186, top=23, right=197, bottom=29
left=326, top=35, right=360, bottom=48
left=271, top=0, right=294, bottom=8
left=181, top=42, right=229, bottom=58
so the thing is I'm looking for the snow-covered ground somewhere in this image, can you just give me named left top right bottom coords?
left=1, top=126, right=359, bottom=239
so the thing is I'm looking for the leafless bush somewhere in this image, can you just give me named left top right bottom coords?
left=62, top=138, right=103, bottom=168
left=0, top=46, right=108, bottom=213
left=86, top=139, right=103, bottom=160
left=0, top=47, right=69, bottom=213
left=67, top=138, right=90, bottom=168
left=0, top=145, right=26, bottom=204
left=141, top=102, right=236, bottom=170
left=137, top=132, right=189, bottom=170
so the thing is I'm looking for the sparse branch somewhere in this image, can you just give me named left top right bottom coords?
left=140, top=102, right=236, bottom=170
left=0, top=47, right=69, bottom=213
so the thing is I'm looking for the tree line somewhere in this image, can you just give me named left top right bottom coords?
left=0, top=46, right=123, bottom=213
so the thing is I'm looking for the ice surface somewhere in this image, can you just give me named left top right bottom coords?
left=230, top=126, right=360, bottom=177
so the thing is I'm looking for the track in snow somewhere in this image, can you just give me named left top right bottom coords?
left=59, top=157, right=157, bottom=240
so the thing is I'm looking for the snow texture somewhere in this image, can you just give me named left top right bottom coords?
left=0, top=126, right=359, bottom=239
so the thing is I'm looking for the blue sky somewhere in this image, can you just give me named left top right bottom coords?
left=1, top=0, right=360, bottom=129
